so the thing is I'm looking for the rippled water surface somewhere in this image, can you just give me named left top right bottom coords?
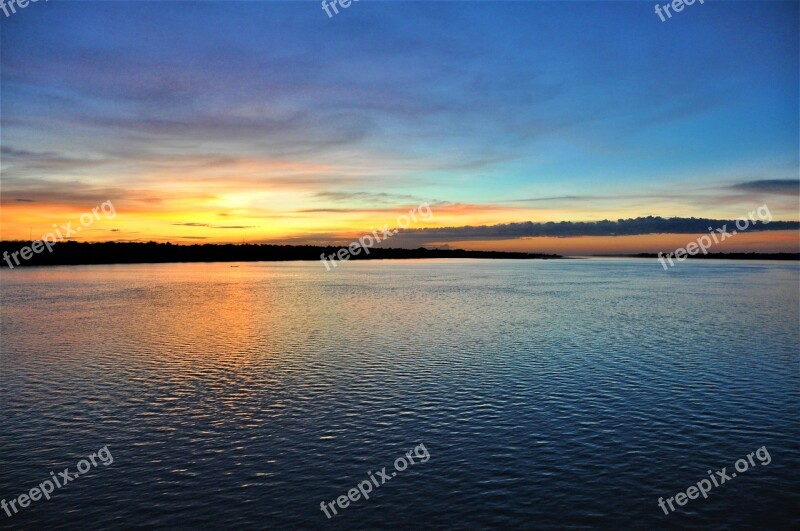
left=1, top=259, right=798, bottom=529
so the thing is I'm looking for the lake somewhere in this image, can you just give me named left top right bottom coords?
left=1, top=258, right=798, bottom=529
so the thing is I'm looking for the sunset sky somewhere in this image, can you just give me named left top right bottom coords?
left=1, top=1, right=798, bottom=254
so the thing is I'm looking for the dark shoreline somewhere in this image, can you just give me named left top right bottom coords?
left=0, top=241, right=563, bottom=268
left=595, top=253, right=800, bottom=261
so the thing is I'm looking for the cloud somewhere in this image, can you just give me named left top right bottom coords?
left=309, top=192, right=455, bottom=213
left=297, top=208, right=354, bottom=213
left=0, top=174, right=176, bottom=209
left=390, top=216, right=800, bottom=244
left=313, top=191, right=426, bottom=204
left=0, top=146, right=113, bottom=176
left=269, top=215, right=799, bottom=249
left=171, top=223, right=255, bottom=229
left=507, top=195, right=590, bottom=203
left=731, top=180, right=800, bottom=195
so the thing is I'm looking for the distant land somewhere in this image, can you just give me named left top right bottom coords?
left=601, top=253, right=800, bottom=260
left=0, top=241, right=562, bottom=268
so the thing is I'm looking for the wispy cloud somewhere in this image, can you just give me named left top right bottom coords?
left=171, top=223, right=255, bottom=229
left=731, top=179, right=800, bottom=195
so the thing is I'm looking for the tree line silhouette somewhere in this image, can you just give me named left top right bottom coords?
left=0, top=241, right=562, bottom=268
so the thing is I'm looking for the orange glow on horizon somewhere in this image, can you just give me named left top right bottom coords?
left=2, top=197, right=798, bottom=254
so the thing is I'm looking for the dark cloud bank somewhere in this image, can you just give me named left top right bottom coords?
left=390, top=216, right=799, bottom=243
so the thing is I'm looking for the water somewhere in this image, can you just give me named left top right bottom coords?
left=1, top=259, right=798, bottom=529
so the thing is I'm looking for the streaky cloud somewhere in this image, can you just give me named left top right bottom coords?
left=732, top=180, right=800, bottom=195
left=397, top=216, right=800, bottom=242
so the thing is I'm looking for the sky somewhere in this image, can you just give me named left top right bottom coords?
left=1, top=0, right=798, bottom=254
